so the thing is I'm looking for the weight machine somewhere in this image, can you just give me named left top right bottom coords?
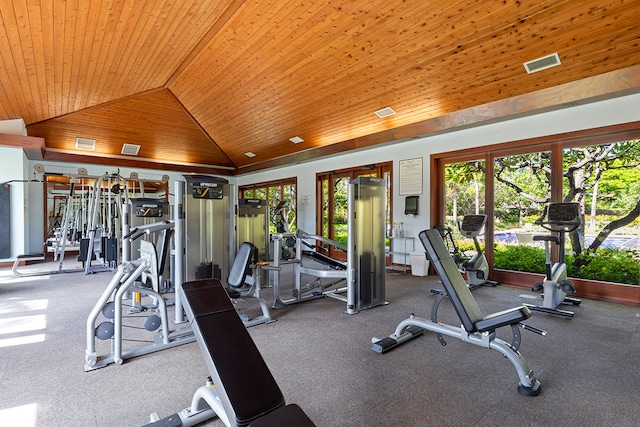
left=270, top=177, right=387, bottom=315
left=174, top=174, right=234, bottom=324
left=83, top=220, right=192, bottom=371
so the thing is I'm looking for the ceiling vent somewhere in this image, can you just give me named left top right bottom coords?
left=75, top=137, right=95, bottom=150
left=523, top=53, right=561, bottom=74
left=289, top=136, right=304, bottom=144
left=121, top=143, right=141, bottom=155
left=374, top=107, right=396, bottom=118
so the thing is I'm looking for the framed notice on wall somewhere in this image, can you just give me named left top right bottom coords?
left=399, top=157, right=423, bottom=195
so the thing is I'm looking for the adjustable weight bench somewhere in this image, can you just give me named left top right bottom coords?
left=146, top=279, right=314, bottom=427
left=372, top=228, right=544, bottom=396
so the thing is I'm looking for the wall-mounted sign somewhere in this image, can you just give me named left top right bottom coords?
left=399, top=157, right=423, bottom=195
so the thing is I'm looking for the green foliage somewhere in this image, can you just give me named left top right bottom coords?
left=568, top=249, right=640, bottom=285
left=493, top=243, right=546, bottom=274
left=493, top=244, right=640, bottom=285
left=333, top=224, right=348, bottom=246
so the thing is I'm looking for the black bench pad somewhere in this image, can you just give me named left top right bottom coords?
left=182, top=279, right=285, bottom=426
left=475, top=306, right=531, bottom=333
left=419, top=229, right=531, bottom=334
left=248, top=404, right=315, bottom=427
left=16, top=253, right=45, bottom=260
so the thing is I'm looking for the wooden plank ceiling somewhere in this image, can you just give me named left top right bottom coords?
left=0, top=0, right=639, bottom=175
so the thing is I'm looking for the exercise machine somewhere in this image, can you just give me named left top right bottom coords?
left=83, top=220, right=194, bottom=371
left=270, top=230, right=348, bottom=308
left=84, top=227, right=273, bottom=370
left=84, top=226, right=193, bottom=370
left=434, top=214, right=496, bottom=291
left=81, top=172, right=129, bottom=274
left=237, top=198, right=270, bottom=262
left=458, top=214, right=497, bottom=289
left=269, top=177, right=387, bottom=315
left=12, top=168, right=93, bottom=277
left=272, top=200, right=291, bottom=233
left=145, top=279, right=315, bottom=427
left=174, top=174, right=234, bottom=324
left=371, top=228, right=544, bottom=396
left=525, top=202, right=582, bottom=318
left=226, top=241, right=275, bottom=327
left=125, top=198, right=173, bottom=312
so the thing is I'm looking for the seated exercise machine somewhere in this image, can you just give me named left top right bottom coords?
left=84, top=233, right=273, bottom=370
left=526, top=202, right=582, bottom=318
left=270, top=230, right=348, bottom=308
left=434, top=214, right=497, bottom=291
left=226, top=241, right=275, bottom=328
left=84, top=221, right=195, bottom=371
left=458, top=214, right=498, bottom=289
left=146, top=279, right=315, bottom=427
left=371, top=228, right=544, bottom=396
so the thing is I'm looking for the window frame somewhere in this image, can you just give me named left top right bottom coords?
left=431, top=121, right=640, bottom=304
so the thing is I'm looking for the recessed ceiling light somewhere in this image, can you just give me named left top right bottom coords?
left=75, top=137, right=96, bottom=150
left=245, top=152, right=256, bottom=157
left=374, top=107, right=396, bottom=118
left=289, top=136, right=304, bottom=144
left=523, top=53, right=561, bottom=74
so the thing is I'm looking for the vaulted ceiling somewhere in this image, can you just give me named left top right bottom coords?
left=1, top=0, right=639, bottom=175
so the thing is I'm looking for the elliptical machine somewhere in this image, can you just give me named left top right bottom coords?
left=525, top=202, right=582, bottom=318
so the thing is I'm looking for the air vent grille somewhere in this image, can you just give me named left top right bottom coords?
left=374, top=107, right=396, bottom=118
left=75, top=137, right=96, bottom=150
left=523, top=53, right=561, bottom=74
left=121, top=143, right=141, bottom=155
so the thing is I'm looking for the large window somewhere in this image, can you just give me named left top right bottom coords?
left=239, top=178, right=297, bottom=234
left=317, top=163, right=392, bottom=259
left=433, top=123, right=640, bottom=303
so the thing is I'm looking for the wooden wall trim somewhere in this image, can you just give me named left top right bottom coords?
left=0, top=133, right=44, bottom=160
left=493, top=270, right=639, bottom=306
left=42, top=151, right=233, bottom=176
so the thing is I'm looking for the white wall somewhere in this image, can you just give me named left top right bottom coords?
left=0, top=119, right=27, bottom=136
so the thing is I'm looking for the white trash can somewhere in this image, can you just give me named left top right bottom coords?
left=409, top=252, right=430, bottom=276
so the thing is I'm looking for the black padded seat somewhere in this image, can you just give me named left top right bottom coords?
left=475, top=306, right=531, bottom=333
left=419, top=229, right=532, bottom=334
left=16, top=253, right=46, bottom=260
left=533, top=234, right=559, bottom=244
left=226, top=242, right=256, bottom=298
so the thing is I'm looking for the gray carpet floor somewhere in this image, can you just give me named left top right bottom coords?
left=1, top=257, right=639, bottom=426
